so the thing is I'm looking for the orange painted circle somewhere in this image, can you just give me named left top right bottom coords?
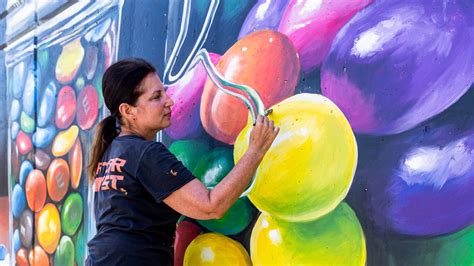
left=25, top=169, right=47, bottom=212
left=68, top=139, right=82, bottom=189
left=16, top=248, right=29, bottom=266
left=46, top=158, right=70, bottom=202
left=29, top=245, right=49, bottom=266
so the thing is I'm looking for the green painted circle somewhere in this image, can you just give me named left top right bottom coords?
left=169, top=139, right=211, bottom=171
left=198, top=197, right=253, bottom=235
left=388, top=225, right=474, bottom=265
left=193, top=147, right=234, bottom=188
left=75, top=226, right=85, bottom=265
left=20, top=112, right=35, bottom=134
left=61, top=193, right=83, bottom=236
left=54, top=235, right=75, bottom=266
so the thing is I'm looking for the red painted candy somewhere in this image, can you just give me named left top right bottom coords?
left=55, top=86, right=77, bottom=129
left=200, top=30, right=300, bottom=144
left=46, top=158, right=70, bottom=202
left=25, top=169, right=47, bottom=212
left=174, top=220, right=202, bottom=266
left=16, top=131, right=32, bottom=155
left=77, top=85, right=99, bottom=130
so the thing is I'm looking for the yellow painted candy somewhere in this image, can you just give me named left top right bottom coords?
left=37, top=203, right=61, bottom=254
left=56, top=39, right=85, bottom=84
left=251, top=203, right=366, bottom=265
left=234, top=93, right=357, bottom=222
left=52, top=125, right=79, bottom=157
left=184, top=233, right=251, bottom=266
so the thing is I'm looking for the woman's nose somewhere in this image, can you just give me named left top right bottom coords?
left=165, top=92, right=174, bottom=107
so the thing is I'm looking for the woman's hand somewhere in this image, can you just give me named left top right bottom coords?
left=247, top=115, right=280, bottom=158
left=164, top=114, right=279, bottom=220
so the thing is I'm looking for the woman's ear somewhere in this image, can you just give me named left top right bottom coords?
left=118, top=103, right=135, bottom=121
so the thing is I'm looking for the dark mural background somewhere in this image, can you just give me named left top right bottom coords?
left=0, top=0, right=473, bottom=265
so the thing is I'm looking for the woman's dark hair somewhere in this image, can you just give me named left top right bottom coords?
left=88, top=58, right=156, bottom=180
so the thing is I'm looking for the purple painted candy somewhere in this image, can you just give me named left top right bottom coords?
left=279, top=0, right=372, bottom=73
left=321, top=0, right=473, bottom=135
left=34, top=149, right=51, bottom=171
left=238, top=0, right=290, bottom=39
left=55, top=86, right=77, bottom=129
left=354, top=87, right=474, bottom=236
left=165, top=53, right=221, bottom=140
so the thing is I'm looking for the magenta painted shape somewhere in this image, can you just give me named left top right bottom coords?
left=55, top=86, right=77, bottom=129
left=165, top=53, right=221, bottom=140
left=279, top=0, right=373, bottom=73
left=77, top=85, right=99, bottom=130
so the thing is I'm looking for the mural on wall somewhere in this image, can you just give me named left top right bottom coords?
left=163, top=0, right=473, bottom=265
left=2, top=0, right=473, bottom=265
left=5, top=1, right=123, bottom=265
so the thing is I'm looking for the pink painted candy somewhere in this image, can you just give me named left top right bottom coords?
left=77, top=85, right=99, bottom=130
left=55, top=86, right=77, bottom=129
left=278, top=0, right=373, bottom=72
left=165, top=53, right=221, bottom=140
left=16, top=131, right=32, bottom=155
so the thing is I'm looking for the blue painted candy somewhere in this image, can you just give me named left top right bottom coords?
left=32, top=125, right=56, bottom=148
left=22, top=67, right=37, bottom=116
left=13, top=229, right=20, bottom=254
left=11, top=99, right=20, bottom=122
left=38, top=82, right=57, bottom=127
left=12, top=62, right=25, bottom=99
left=19, top=160, right=33, bottom=187
left=0, top=244, right=5, bottom=261
left=11, top=122, right=20, bottom=140
left=12, top=184, right=26, bottom=218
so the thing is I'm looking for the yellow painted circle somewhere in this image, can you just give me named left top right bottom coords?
left=235, top=93, right=357, bottom=222
left=184, top=233, right=251, bottom=265
left=37, top=203, right=61, bottom=254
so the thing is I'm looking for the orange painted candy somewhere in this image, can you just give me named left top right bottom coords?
left=47, top=158, right=70, bottom=202
left=25, top=169, right=47, bottom=212
left=200, top=30, right=300, bottom=144
left=16, top=248, right=29, bottom=266
left=29, top=245, right=49, bottom=266
left=68, top=139, right=83, bottom=189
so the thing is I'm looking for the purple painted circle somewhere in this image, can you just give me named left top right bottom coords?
left=321, top=0, right=473, bottom=135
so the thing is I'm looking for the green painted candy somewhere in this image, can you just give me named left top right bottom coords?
left=54, top=235, right=75, bottom=266
left=198, top=197, right=253, bottom=235
left=94, top=76, right=104, bottom=108
left=388, top=225, right=474, bottom=265
left=38, top=49, right=49, bottom=69
left=193, top=147, right=234, bottom=188
left=61, top=193, right=83, bottom=236
left=20, top=112, right=35, bottom=134
left=75, top=226, right=85, bottom=265
left=75, top=76, right=85, bottom=91
left=169, top=139, right=211, bottom=171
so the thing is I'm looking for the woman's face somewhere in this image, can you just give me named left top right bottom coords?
left=132, top=73, right=174, bottom=136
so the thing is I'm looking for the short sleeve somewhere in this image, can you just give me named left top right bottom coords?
left=136, top=142, right=196, bottom=202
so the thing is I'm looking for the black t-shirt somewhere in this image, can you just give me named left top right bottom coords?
left=86, top=135, right=195, bottom=266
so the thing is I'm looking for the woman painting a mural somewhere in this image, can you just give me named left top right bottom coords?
left=85, top=58, right=279, bottom=265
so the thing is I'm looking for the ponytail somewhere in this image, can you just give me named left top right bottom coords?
left=88, top=115, right=119, bottom=180
left=89, top=58, right=156, bottom=180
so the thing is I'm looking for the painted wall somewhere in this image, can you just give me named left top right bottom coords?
left=1, top=0, right=473, bottom=265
